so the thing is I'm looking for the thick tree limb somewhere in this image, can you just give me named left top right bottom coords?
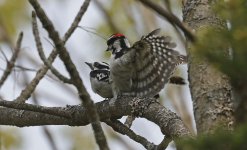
left=0, top=99, right=71, bottom=118
left=0, top=32, right=23, bottom=88
left=0, top=97, right=191, bottom=139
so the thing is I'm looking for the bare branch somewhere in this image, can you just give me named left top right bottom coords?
left=28, top=0, right=109, bottom=149
left=105, top=119, right=156, bottom=149
left=42, top=126, right=58, bottom=150
left=14, top=65, right=61, bottom=81
left=31, top=90, right=58, bottom=150
left=138, top=0, right=195, bottom=42
left=63, top=0, right=91, bottom=42
left=0, top=49, right=8, bottom=62
left=0, top=32, right=23, bottom=88
left=15, top=0, right=91, bottom=103
left=32, top=12, right=72, bottom=84
left=162, top=0, right=187, bottom=46
left=15, top=50, right=57, bottom=102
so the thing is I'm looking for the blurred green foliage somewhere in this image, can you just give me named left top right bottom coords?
left=177, top=124, right=247, bottom=150
left=63, top=126, right=96, bottom=150
left=97, top=0, right=136, bottom=37
left=0, top=0, right=29, bottom=42
left=0, top=128, right=21, bottom=149
left=193, top=0, right=247, bottom=86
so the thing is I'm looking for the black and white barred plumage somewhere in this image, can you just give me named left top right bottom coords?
left=85, top=62, right=113, bottom=98
left=107, top=29, right=187, bottom=98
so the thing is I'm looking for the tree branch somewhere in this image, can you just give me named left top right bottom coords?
left=162, top=0, right=187, bottom=46
left=0, top=32, right=23, bottom=88
left=15, top=49, right=57, bottom=102
left=15, top=0, right=91, bottom=103
left=0, top=99, right=71, bottom=118
left=0, top=97, right=191, bottom=139
left=28, top=0, right=109, bottom=149
left=157, top=135, right=172, bottom=150
left=24, top=71, right=59, bottom=150
left=32, top=12, right=72, bottom=84
left=42, top=126, right=58, bottom=150
left=138, top=0, right=195, bottom=42
left=63, top=0, right=91, bottom=42
left=105, top=119, right=156, bottom=149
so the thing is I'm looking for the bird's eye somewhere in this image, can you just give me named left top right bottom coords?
left=94, top=62, right=99, bottom=67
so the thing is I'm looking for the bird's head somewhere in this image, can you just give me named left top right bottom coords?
left=106, top=33, right=130, bottom=54
left=85, top=62, right=109, bottom=70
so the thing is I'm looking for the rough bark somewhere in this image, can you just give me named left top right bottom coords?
left=0, top=97, right=191, bottom=139
left=182, top=0, right=234, bottom=133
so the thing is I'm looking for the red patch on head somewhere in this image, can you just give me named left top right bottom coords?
left=114, top=33, right=124, bottom=37
left=110, top=33, right=125, bottom=39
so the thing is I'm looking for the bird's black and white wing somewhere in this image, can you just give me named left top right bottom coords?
left=130, top=29, right=187, bottom=97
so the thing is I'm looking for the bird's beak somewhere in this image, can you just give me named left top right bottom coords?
left=85, top=62, right=94, bottom=70
left=106, top=45, right=112, bottom=51
left=106, top=47, right=110, bottom=51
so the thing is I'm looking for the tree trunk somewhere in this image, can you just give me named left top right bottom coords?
left=182, top=0, right=234, bottom=133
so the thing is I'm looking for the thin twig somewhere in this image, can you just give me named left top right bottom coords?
left=32, top=12, right=72, bottom=84
left=105, top=119, right=156, bottom=150
left=14, top=65, right=61, bottom=82
left=63, top=0, right=91, bottom=42
left=14, top=65, right=38, bottom=72
left=106, top=128, right=135, bottom=150
left=138, top=0, right=195, bottom=42
left=31, top=89, right=58, bottom=150
left=77, top=26, right=107, bottom=40
left=162, top=0, right=187, bottom=46
left=28, top=0, right=109, bottom=149
left=21, top=70, right=58, bottom=150
left=15, top=50, right=57, bottom=102
left=15, top=0, right=91, bottom=102
left=0, top=49, right=8, bottom=62
left=0, top=32, right=23, bottom=88
left=42, top=127, right=58, bottom=150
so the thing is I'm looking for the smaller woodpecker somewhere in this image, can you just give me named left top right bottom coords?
left=85, top=62, right=186, bottom=99
left=85, top=62, right=113, bottom=98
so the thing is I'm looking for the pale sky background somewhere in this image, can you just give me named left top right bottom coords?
left=0, top=0, right=195, bottom=150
